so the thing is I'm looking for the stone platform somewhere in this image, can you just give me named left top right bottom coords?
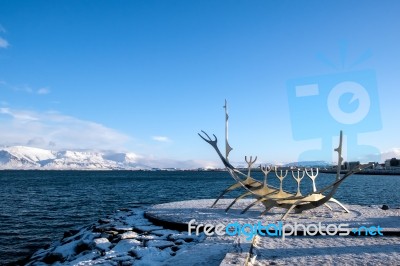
left=145, top=199, right=400, bottom=234
left=145, top=199, right=400, bottom=265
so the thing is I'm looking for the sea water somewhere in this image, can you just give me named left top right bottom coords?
left=0, top=170, right=399, bottom=264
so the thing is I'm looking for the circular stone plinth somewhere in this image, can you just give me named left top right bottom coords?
left=145, top=199, right=400, bottom=233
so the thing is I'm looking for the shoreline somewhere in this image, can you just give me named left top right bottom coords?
left=1, top=168, right=400, bottom=176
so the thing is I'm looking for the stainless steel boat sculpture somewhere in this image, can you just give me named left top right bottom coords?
left=199, top=100, right=370, bottom=220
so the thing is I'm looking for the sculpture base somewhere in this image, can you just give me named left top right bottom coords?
left=145, top=199, right=400, bottom=234
left=145, top=199, right=400, bottom=265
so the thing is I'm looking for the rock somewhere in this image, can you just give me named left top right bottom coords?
left=168, top=233, right=198, bottom=242
left=112, top=255, right=133, bottom=262
left=135, top=234, right=166, bottom=241
left=42, top=252, right=64, bottom=264
left=63, top=229, right=80, bottom=239
left=105, top=230, right=119, bottom=236
left=133, top=225, right=163, bottom=233
left=75, top=241, right=91, bottom=254
left=111, top=239, right=141, bottom=254
left=92, top=226, right=106, bottom=233
left=100, top=232, right=112, bottom=240
left=98, top=218, right=111, bottom=224
left=129, top=247, right=160, bottom=259
left=152, top=229, right=179, bottom=237
left=174, top=239, right=185, bottom=245
left=130, top=246, right=172, bottom=262
left=93, top=237, right=112, bottom=251
left=112, top=226, right=134, bottom=233
left=146, top=240, right=175, bottom=249
left=120, top=231, right=139, bottom=239
left=382, top=204, right=389, bottom=210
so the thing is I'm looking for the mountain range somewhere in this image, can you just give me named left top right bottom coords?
left=0, top=146, right=332, bottom=170
left=0, top=146, right=150, bottom=170
left=1, top=145, right=397, bottom=170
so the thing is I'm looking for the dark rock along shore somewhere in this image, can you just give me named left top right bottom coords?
left=25, top=207, right=203, bottom=265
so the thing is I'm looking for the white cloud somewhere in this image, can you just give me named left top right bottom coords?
left=0, top=37, right=8, bottom=48
left=0, top=108, right=222, bottom=169
left=0, top=81, right=51, bottom=95
left=0, top=107, right=38, bottom=121
left=0, top=108, right=132, bottom=151
left=0, top=25, right=9, bottom=48
left=381, top=148, right=400, bottom=161
left=37, top=87, right=50, bottom=95
left=135, top=157, right=220, bottom=169
left=359, top=148, right=400, bottom=163
left=152, top=136, right=171, bottom=142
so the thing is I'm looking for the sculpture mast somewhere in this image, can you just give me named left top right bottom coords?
left=334, top=130, right=344, bottom=181
left=223, top=99, right=233, bottom=160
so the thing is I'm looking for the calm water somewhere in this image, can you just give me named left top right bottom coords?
left=0, top=170, right=399, bottom=265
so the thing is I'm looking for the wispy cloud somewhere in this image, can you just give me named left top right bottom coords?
left=152, top=136, right=171, bottom=142
left=0, top=81, right=51, bottom=95
left=0, top=107, right=132, bottom=150
left=0, top=107, right=39, bottom=121
left=0, top=25, right=8, bottom=48
left=0, top=37, right=9, bottom=49
left=37, top=87, right=50, bottom=95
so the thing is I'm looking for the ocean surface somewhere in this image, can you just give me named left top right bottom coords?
left=0, top=170, right=399, bottom=265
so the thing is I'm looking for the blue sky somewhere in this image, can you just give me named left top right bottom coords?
left=0, top=1, right=399, bottom=167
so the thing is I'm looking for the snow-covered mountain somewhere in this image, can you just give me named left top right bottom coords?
left=0, top=146, right=151, bottom=170
left=0, top=146, right=217, bottom=170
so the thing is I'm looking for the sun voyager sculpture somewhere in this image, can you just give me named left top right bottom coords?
left=199, top=100, right=370, bottom=220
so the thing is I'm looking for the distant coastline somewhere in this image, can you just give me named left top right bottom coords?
left=1, top=168, right=400, bottom=176
left=319, top=169, right=400, bottom=176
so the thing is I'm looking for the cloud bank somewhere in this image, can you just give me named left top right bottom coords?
left=0, top=107, right=131, bottom=151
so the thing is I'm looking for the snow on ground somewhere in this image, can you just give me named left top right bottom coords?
left=26, top=199, right=400, bottom=265
left=148, top=199, right=400, bottom=265
left=146, top=199, right=400, bottom=231
left=246, top=235, right=400, bottom=266
left=26, top=208, right=205, bottom=265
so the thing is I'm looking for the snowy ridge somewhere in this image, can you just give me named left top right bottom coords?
left=0, top=146, right=217, bottom=170
left=0, top=146, right=150, bottom=170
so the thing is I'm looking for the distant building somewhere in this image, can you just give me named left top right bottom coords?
left=342, top=161, right=360, bottom=170
left=366, top=162, right=379, bottom=169
left=385, top=158, right=400, bottom=168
